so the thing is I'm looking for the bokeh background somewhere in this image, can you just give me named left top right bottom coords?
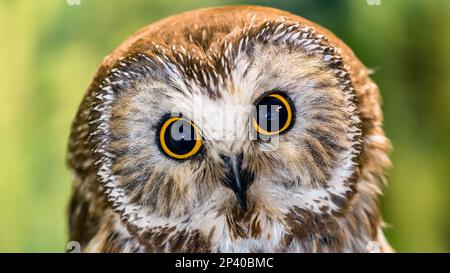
left=0, top=0, right=448, bottom=252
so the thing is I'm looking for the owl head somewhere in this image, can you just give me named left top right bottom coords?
left=76, top=6, right=390, bottom=252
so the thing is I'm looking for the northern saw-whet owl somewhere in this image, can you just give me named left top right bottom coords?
left=67, top=6, right=392, bottom=252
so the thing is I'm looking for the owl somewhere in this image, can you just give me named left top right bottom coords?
left=67, top=6, right=392, bottom=252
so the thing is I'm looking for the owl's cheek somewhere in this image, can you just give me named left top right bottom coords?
left=264, top=139, right=341, bottom=188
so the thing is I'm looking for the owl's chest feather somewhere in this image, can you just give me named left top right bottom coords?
left=129, top=211, right=370, bottom=252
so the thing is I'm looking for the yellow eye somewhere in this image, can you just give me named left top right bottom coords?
left=253, top=92, right=294, bottom=136
left=159, top=117, right=202, bottom=159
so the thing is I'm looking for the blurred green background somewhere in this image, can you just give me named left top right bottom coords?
left=0, top=0, right=448, bottom=252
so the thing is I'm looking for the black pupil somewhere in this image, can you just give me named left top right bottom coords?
left=164, top=120, right=197, bottom=155
left=256, top=95, right=288, bottom=132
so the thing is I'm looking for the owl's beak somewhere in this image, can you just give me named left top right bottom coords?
left=220, top=153, right=253, bottom=212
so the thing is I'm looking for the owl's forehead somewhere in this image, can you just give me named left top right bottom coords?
left=139, top=19, right=335, bottom=91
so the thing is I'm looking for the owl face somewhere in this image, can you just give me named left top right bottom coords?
left=89, top=19, right=362, bottom=249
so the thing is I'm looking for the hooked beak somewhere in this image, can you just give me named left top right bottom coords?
left=220, top=153, right=254, bottom=212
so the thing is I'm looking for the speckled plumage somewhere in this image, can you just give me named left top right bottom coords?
left=67, top=6, right=392, bottom=252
